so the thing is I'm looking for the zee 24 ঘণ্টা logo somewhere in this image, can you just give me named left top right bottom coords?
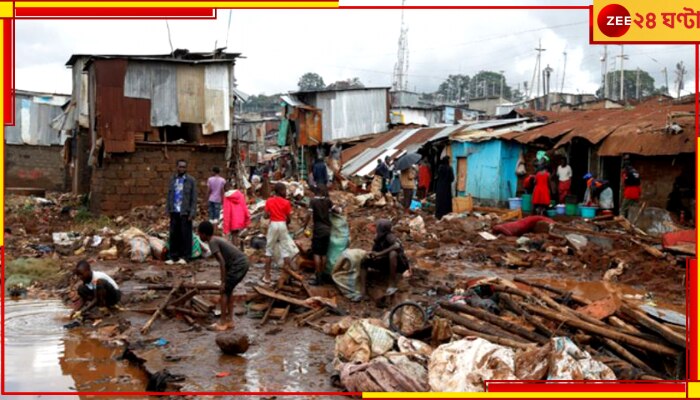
left=596, top=2, right=700, bottom=41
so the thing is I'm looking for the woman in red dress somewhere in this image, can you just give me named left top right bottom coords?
left=531, top=166, right=551, bottom=215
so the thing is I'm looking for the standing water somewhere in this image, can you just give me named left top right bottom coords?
left=4, top=299, right=147, bottom=396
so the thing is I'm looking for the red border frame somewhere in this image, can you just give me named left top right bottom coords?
left=1, top=2, right=698, bottom=398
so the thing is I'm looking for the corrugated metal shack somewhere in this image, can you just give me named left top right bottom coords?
left=292, top=87, right=390, bottom=143
left=449, top=119, right=545, bottom=205
left=5, top=90, right=71, bottom=191
left=503, top=96, right=696, bottom=213
left=63, top=49, right=246, bottom=214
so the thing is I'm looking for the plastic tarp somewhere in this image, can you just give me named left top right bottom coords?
left=335, top=319, right=397, bottom=363
left=339, top=356, right=428, bottom=392
left=325, top=213, right=350, bottom=276
left=428, top=337, right=615, bottom=392
left=331, top=249, right=367, bottom=301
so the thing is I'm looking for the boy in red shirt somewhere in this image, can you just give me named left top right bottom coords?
left=263, top=183, right=296, bottom=284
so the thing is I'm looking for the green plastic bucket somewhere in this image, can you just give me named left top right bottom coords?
left=521, top=194, right=533, bottom=213
left=565, top=203, right=578, bottom=216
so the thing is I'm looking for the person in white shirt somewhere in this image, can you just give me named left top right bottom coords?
left=70, top=260, right=121, bottom=320
left=556, top=158, right=573, bottom=204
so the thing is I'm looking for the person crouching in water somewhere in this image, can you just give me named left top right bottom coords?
left=70, top=260, right=121, bottom=320
left=359, top=219, right=412, bottom=297
left=197, top=221, right=250, bottom=331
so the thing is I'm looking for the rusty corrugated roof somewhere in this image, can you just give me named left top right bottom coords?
left=505, top=98, right=696, bottom=156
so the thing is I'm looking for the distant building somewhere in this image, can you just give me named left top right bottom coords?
left=468, top=96, right=510, bottom=115
left=5, top=90, right=71, bottom=192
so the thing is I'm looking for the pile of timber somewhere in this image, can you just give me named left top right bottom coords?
left=436, top=277, right=685, bottom=380
left=133, top=282, right=221, bottom=334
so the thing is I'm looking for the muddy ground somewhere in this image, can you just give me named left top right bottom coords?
left=3, top=191, right=688, bottom=394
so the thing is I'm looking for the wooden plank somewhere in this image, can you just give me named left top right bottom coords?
left=254, top=285, right=314, bottom=309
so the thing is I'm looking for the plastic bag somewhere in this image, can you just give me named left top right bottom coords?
left=331, top=249, right=367, bottom=301
left=129, top=236, right=151, bottom=263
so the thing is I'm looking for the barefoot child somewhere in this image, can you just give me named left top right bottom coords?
left=70, top=260, right=121, bottom=320
left=197, top=221, right=250, bottom=331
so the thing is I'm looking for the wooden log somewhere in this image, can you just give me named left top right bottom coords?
left=451, top=325, right=535, bottom=350
left=294, top=307, right=321, bottom=324
left=513, top=277, right=590, bottom=305
left=439, top=301, right=548, bottom=344
left=620, top=304, right=686, bottom=349
left=145, top=283, right=220, bottom=291
left=299, top=307, right=327, bottom=325
left=500, top=294, right=554, bottom=338
left=601, top=337, right=655, bottom=373
left=260, top=300, right=276, bottom=326
left=170, top=289, right=199, bottom=307
left=435, top=307, right=531, bottom=344
left=141, top=281, right=182, bottom=335
left=520, top=303, right=679, bottom=356
left=192, top=295, right=216, bottom=312
left=631, top=202, right=647, bottom=227
left=512, top=278, right=656, bottom=340
left=630, top=238, right=664, bottom=258
left=282, top=266, right=313, bottom=298
left=280, top=305, right=292, bottom=322
left=253, top=285, right=315, bottom=309
left=168, top=306, right=209, bottom=319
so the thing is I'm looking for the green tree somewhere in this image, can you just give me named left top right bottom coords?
left=242, top=93, right=282, bottom=113
left=298, top=72, right=326, bottom=91
left=470, top=71, right=512, bottom=99
left=326, top=77, right=364, bottom=90
left=596, top=69, right=655, bottom=101
left=436, top=74, right=470, bottom=103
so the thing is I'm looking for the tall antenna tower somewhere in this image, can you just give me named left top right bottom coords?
left=392, top=0, right=409, bottom=91
left=675, top=61, right=687, bottom=98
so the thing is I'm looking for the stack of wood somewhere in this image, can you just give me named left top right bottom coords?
left=436, top=277, right=685, bottom=380
left=135, top=282, right=221, bottom=334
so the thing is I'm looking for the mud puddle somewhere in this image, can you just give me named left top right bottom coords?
left=3, top=299, right=147, bottom=396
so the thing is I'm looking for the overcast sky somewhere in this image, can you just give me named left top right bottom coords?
left=16, top=5, right=697, bottom=98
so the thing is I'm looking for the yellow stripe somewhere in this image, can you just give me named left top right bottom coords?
left=15, top=1, right=338, bottom=8
left=690, top=382, right=700, bottom=398
left=364, top=392, right=686, bottom=399
left=0, top=2, right=12, bottom=17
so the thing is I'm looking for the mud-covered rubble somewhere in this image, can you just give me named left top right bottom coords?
left=3, top=189, right=689, bottom=393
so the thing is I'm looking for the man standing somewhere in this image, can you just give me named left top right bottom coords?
left=399, top=165, right=417, bottom=209
left=556, top=158, right=573, bottom=204
left=166, top=159, right=197, bottom=265
left=374, top=159, right=389, bottom=194
left=621, top=157, right=642, bottom=218
left=197, top=221, right=250, bottom=331
left=312, top=157, right=329, bottom=188
left=207, top=166, right=226, bottom=223
left=303, top=184, right=335, bottom=286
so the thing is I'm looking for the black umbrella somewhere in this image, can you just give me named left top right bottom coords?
left=393, top=152, right=422, bottom=171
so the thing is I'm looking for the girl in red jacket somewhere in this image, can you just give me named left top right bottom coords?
left=223, top=183, right=251, bottom=247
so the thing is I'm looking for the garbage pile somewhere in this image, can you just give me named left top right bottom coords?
left=326, top=275, right=685, bottom=393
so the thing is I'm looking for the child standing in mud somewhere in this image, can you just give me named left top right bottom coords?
left=262, top=183, right=296, bottom=284
left=70, top=260, right=121, bottom=320
left=197, top=221, right=250, bottom=331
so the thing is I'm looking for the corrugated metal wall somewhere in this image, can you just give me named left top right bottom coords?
left=176, top=65, right=205, bottom=124
left=203, top=64, right=230, bottom=134
left=451, top=140, right=521, bottom=202
left=6, top=93, right=67, bottom=146
left=310, top=89, right=388, bottom=142
left=150, top=63, right=179, bottom=127
left=94, top=59, right=151, bottom=153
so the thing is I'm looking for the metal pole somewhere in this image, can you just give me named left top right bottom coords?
left=619, top=45, right=625, bottom=101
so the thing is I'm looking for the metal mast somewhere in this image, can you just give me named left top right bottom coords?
left=392, top=0, right=409, bottom=91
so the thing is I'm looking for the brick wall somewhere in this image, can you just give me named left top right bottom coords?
left=90, top=145, right=227, bottom=215
left=5, top=144, right=69, bottom=192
